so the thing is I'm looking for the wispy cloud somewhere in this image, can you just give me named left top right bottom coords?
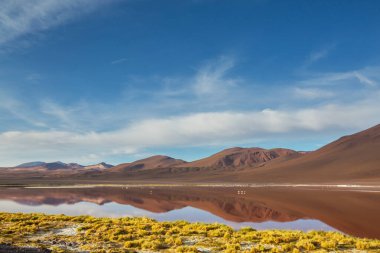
left=40, top=100, right=79, bottom=128
left=299, top=69, right=378, bottom=87
left=293, top=87, right=334, bottom=100
left=192, top=56, right=239, bottom=97
left=0, top=0, right=116, bottom=49
left=116, top=55, right=245, bottom=113
left=0, top=92, right=46, bottom=128
left=353, top=71, right=376, bottom=86
left=307, top=45, right=335, bottom=65
left=25, top=73, right=43, bottom=82
left=309, top=50, right=328, bottom=63
left=111, top=58, right=127, bottom=64
left=300, top=44, right=337, bottom=69
left=39, top=99, right=132, bottom=132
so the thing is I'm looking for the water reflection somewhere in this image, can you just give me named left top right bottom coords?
left=0, top=186, right=379, bottom=239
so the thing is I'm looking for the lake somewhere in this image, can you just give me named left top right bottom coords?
left=0, top=185, right=379, bottom=239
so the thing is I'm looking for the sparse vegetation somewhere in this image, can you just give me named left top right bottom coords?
left=1, top=212, right=380, bottom=252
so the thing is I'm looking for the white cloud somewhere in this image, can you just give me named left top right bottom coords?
left=353, top=71, right=376, bottom=87
left=308, top=48, right=329, bottom=64
left=299, top=69, right=378, bottom=87
left=0, top=92, right=46, bottom=127
left=116, top=56, right=246, bottom=113
left=0, top=0, right=115, bottom=48
left=301, top=44, right=336, bottom=69
left=192, top=56, right=239, bottom=97
left=0, top=92, right=379, bottom=166
left=41, top=100, right=73, bottom=124
left=25, top=73, right=43, bottom=82
left=111, top=58, right=127, bottom=64
left=293, top=87, right=334, bottom=100
left=39, top=99, right=134, bottom=132
left=40, top=100, right=83, bottom=129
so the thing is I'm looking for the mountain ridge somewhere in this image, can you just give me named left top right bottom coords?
left=110, top=155, right=187, bottom=172
left=178, top=147, right=301, bottom=168
left=11, top=148, right=302, bottom=172
left=1, top=124, right=379, bottom=184
left=11, top=161, right=114, bottom=171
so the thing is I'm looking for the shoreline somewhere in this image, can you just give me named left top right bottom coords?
left=1, top=183, right=379, bottom=190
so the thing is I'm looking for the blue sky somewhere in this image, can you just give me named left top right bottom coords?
left=0, top=0, right=379, bottom=166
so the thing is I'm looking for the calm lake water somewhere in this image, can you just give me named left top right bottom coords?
left=0, top=186, right=379, bottom=239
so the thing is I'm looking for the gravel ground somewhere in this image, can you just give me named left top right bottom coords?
left=0, top=244, right=51, bottom=253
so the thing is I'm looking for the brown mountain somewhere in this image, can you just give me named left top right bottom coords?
left=110, top=155, right=187, bottom=172
left=227, top=124, right=380, bottom=184
left=179, top=147, right=300, bottom=168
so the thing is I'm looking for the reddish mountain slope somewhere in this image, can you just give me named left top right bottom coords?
left=178, top=147, right=300, bottom=168
left=231, top=124, right=380, bottom=183
left=110, top=155, right=187, bottom=172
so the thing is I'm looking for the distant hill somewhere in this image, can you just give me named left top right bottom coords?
left=14, top=161, right=75, bottom=170
left=179, top=147, right=300, bottom=168
left=15, top=161, right=46, bottom=168
left=110, top=155, right=187, bottom=172
left=12, top=161, right=113, bottom=171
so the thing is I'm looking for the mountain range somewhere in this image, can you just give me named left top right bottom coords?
left=6, top=161, right=113, bottom=171
left=1, top=124, right=379, bottom=184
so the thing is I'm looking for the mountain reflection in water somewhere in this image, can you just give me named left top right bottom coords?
left=0, top=186, right=379, bottom=239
